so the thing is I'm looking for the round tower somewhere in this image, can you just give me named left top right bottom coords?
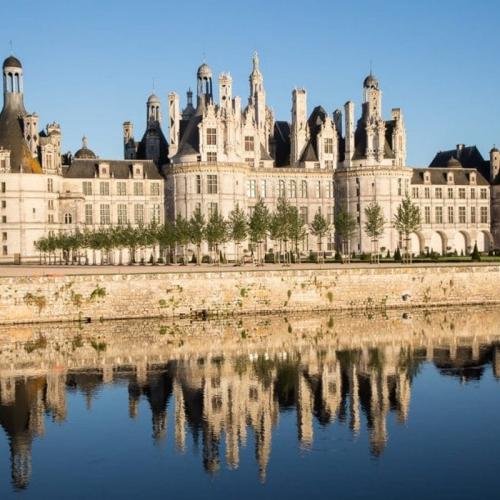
left=2, top=55, right=25, bottom=112
left=490, top=146, right=500, bottom=182
left=147, top=94, right=161, bottom=125
left=197, top=63, right=213, bottom=106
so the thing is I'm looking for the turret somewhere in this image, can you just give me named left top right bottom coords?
left=363, top=73, right=382, bottom=119
left=147, top=94, right=161, bottom=125
left=123, top=121, right=136, bottom=159
left=249, top=52, right=266, bottom=135
left=2, top=55, right=25, bottom=112
left=291, top=88, right=307, bottom=165
left=344, top=101, right=355, bottom=166
left=219, top=73, right=232, bottom=111
left=490, top=147, right=500, bottom=182
left=197, top=63, right=213, bottom=107
left=168, top=92, right=180, bottom=156
left=23, top=113, right=39, bottom=156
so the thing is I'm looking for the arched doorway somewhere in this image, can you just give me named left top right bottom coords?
left=409, top=233, right=422, bottom=256
left=477, top=231, right=492, bottom=253
left=430, top=232, right=445, bottom=255
left=454, top=232, right=468, bottom=256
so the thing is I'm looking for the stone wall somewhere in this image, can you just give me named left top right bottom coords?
left=0, top=265, right=499, bottom=324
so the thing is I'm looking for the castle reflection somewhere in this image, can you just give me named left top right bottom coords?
left=1, top=307, right=499, bottom=489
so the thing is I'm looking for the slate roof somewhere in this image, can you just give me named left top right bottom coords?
left=176, top=109, right=202, bottom=158
left=429, top=145, right=490, bottom=180
left=411, top=167, right=489, bottom=186
left=135, top=123, right=169, bottom=166
left=0, top=102, right=42, bottom=173
left=273, top=121, right=290, bottom=167
left=352, top=113, right=395, bottom=161
left=299, top=106, right=328, bottom=163
left=3, top=56, right=22, bottom=69
left=63, top=159, right=163, bottom=179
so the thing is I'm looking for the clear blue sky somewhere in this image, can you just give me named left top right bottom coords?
left=2, top=0, right=499, bottom=165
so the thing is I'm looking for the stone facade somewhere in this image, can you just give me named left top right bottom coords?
left=0, top=53, right=498, bottom=262
left=0, top=265, right=498, bottom=324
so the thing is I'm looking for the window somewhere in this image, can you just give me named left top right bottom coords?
left=206, top=128, right=217, bottom=146
left=480, top=206, right=488, bottom=223
left=207, top=152, right=217, bottom=162
left=116, top=182, right=127, bottom=196
left=247, top=179, right=256, bottom=198
left=278, top=180, right=286, bottom=197
left=134, top=204, right=144, bottom=224
left=207, top=175, right=218, bottom=194
left=448, top=206, right=454, bottom=223
left=470, top=188, right=476, bottom=199
left=480, top=188, right=488, bottom=199
left=48, top=199, right=54, bottom=210
left=64, top=213, right=72, bottom=224
left=301, top=180, right=307, bottom=198
left=424, top=206, right=431, bottom=224
left=244, top=136, right=254, bottom=152
left=325, top=160, right=334, bottom=169
left=134, top=182, right=144, bottom=196
left=424, top=187, right=430, bottom=199
left=289, top=180, right=297, bottom=198
left=85, top=204, right=93, bottom=225
left=459, top=206, right=466, bottom=224
left=470, top=207, right=476, bottom=224
left=1, top=200, right=5, bottom=208
left=48, top=214, right=54, bottom=223
left=315, top=181, right=321, bottom=198
left=100, top=182, right=110, bottom=196
left=435, top=206, right=443, bottom=224
left=245, top=157, right=253, bottom=165
left=447, top=187, right=453, bottom=199
left=327, top=181, right=334, bottom=198
left=324, top=138, right=333, bottom=154
left=260, top=180, right=267, bottom=198
left=299, top=206, right=308, bottom=224
left=100, top=204, right=110, bottom=225
left=208, top=202, right=218, bottom=216
left=196, top=175, right=201, bottom=194
left=2, top=246, right=6, bottom=256
left=412, top=187, right=419, bottom=199
left=47, top=178, right=53, bottom=193
left=117, top=204, right=127, bottom=225
left=82, top=181, right=91, bottom=195
left=397, top=178, right=402, bottom=196
left=1, top=182, right=5, bottom=193
left=150, top=183, right=160, bottom=196
left=2, top=232, right=6, bottom=241
left=151, top=204, right=161, bottom=224
left=459, top=188, right=466, bottom=199
left=435, top=187, right=442, bottom=199
left=1, top=215, right=6, bottom=223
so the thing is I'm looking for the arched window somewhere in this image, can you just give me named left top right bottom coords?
left=14, top=73, right=19, bottom=93
left=64, top=213, right=72, bottom=224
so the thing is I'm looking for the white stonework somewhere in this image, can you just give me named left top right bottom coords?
left=0, top=53, right=497, bottom=262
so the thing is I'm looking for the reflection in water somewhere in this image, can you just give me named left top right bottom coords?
left=0, top=307, right=500, bottom=490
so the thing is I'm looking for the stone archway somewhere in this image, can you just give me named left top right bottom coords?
left=429, top=232, right=445, bottom=255
left=477, top=231, right=492, bottom=252
left=454, top=231, right=469, bottom=256
left=409, top=232, right=423, bottom=256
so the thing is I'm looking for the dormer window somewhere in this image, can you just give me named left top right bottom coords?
left=447, top=172, right=454, bottom=184
left=98, top=162, right=110, bottom=178
left=424, top=172, right=430, bottom=184
left=132, top=163, right=143, bottom=178
left=470, top=172, right=476, bottom=184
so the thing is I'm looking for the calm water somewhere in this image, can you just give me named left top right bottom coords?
left=0, top=309, right=499, bottom=499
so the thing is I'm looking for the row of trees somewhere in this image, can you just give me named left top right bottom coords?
left=34, top=194, right=422, bottom=265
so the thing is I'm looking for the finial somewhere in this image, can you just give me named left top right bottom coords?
left=152, top=77, right=155, bottom=92
left=82, top=135, right=88, bottom=148
left=253, top=51, right=259, bottom=70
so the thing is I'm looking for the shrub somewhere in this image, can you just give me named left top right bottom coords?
left=471, top=242, right=481, bottom=262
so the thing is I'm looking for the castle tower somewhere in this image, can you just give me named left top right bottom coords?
left=123, top=121, right=136, bottom=159
left=181, top=88, right=195, bottom=120
left=3, top=56, right=25, bottom=113
left=344, top=101, right=355, bottom=166
left=22, top=113, right=38, bottom=157
left=197, top=63, right=213, bottom=107
left=490, top=147, right=500, bottom=182
left=363, top=73, right=382, bottom=119
left=291, top=88, right=307, bottom=165
left=168, top=92, right=180, bottom=156
left=249, top=52, right=266, bottom=135
left=147, top=94, right=161, bottom=125
left=219, top=73, right=232, bottom=111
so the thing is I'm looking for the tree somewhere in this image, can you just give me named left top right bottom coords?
left=364, top=202, right=385, bottom=264
left=393, top=194, right=421, bottom=264
left=274, top=198, right=292, bottom=264
left=287, top=205, right=306, bottom=264
left=310, top=210, right=330, bottom=263
left=334, top=207, right=357, bottom=263
left=189, top=207, right=206, bottom=265
left=228, top=205, right=247, bottom=265
left=205, top=209, right=228, bottom=265
left=267, top=213, right=282, bottom=264
left=175, top=214, right=190, bottom=264
left=248, top=199, right=269, bottom=265
left=157, top=221, right=176, bottom=264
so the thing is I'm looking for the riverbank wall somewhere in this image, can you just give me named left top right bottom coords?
left=0, top=264, right=499, bottom=324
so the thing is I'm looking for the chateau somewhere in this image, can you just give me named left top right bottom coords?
left=0, top=53, right=496, bottom=262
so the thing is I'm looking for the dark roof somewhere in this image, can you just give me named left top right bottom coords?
left=429, top=145, right=490, bottom=180
left=136, top=123, right=169, bottom=166
left=363, top=74, right=379, bottom=89
left=74, top=147, right=97, bottom=159
left=63, top=159, right=163, bottom=179
left=411, top=167, right=489, bottom=186
left=3, top=56, right=22, bottom=69
left=0, top=102, right=42, bottom=173
left=299, top=106, right=328, bottom=163
left=175, top=108, right=202, bottom=158
left=273, top=121, right=290, bottom=167
left=352, top=115, right=395, bottom=160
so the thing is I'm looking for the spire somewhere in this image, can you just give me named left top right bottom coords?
left=82, top=135, right=88, bottom=149
left=253, top=51, right=260, bottom=72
